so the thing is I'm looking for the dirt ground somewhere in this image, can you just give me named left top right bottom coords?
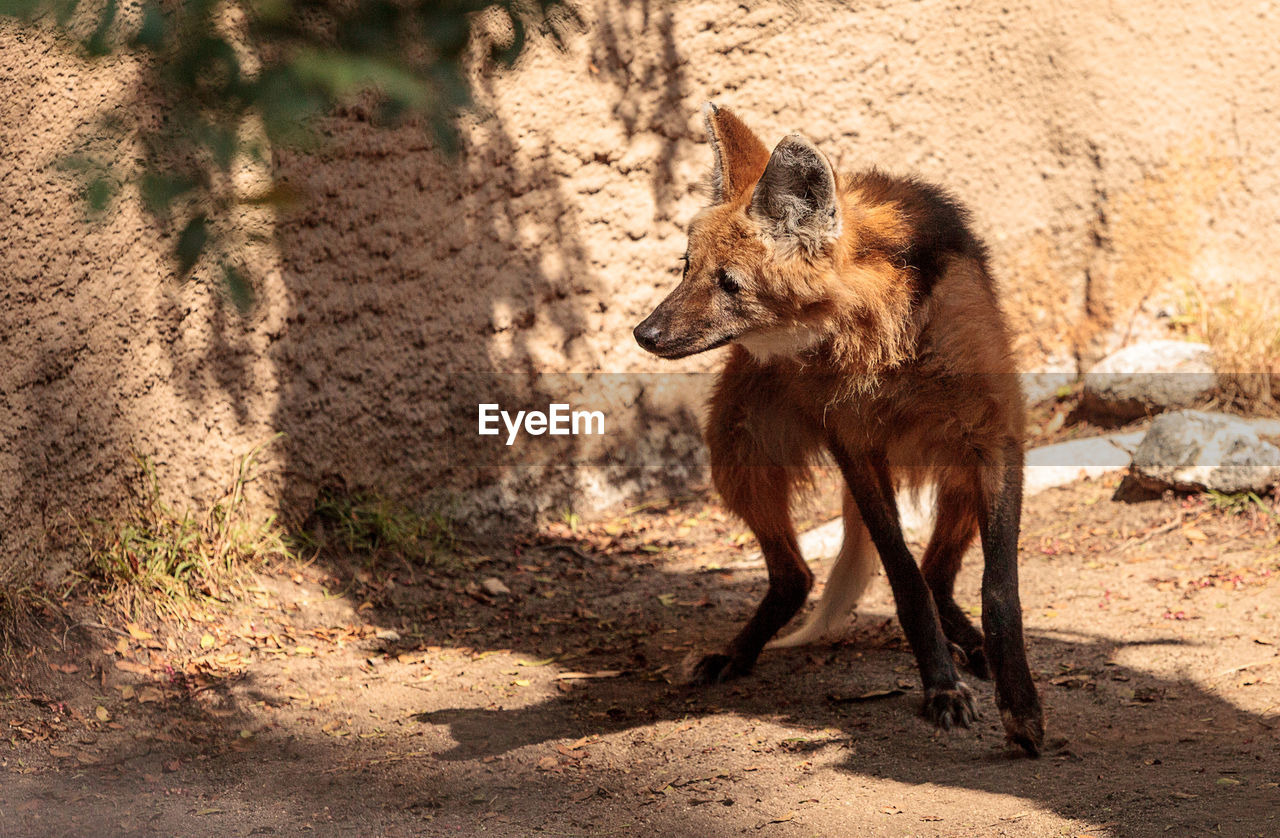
left=3, top=470, right=1279, bottom=837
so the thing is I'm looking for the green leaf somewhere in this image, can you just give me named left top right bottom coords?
left=245, top=0, right=289, bottom=23
left=254, top=68, right=326, bottom=146
left=222, top=263, right=253, bottom=313
left=131, top=0, right=165, bottom=50
left=289, top=48, right=431, bottom=111
left=188, top=117, right=240, bottom=171
left=84, top=176, right=117, bottom=212
left=0, top=0, right=46, bottom=20
left=175, top=214, right=208, bottom=276
left=84, top=0, right=118, bottom=56
left=54, top=0, right=80, bottom=26
left=139, top=172, right=196, bottom=215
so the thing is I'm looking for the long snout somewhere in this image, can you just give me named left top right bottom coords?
left=634, top=298, right=691, bottom=358
left=633, top=317, right=664, bottom=354
left=633, top=297, right=734, bottom=359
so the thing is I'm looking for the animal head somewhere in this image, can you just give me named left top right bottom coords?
left=633, top=103, right=844, bottom=361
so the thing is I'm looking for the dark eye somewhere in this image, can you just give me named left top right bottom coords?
left=717, top=269, right=742, bottom=294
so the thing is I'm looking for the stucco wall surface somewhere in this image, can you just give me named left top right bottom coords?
left=3, top=1, right=1276, bottom=577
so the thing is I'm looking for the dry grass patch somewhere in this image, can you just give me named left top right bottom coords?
left=73, top=441, right=295, bottom=618
left=1173, top=282, right=1280, bottom=414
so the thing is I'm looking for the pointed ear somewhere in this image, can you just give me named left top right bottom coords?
left=749, top=134, right=842, bottom=250
left=703, top=102, right=770, bottom=204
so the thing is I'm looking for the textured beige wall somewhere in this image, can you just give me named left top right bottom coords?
left=0, top=35, right=290, bottom=579
left=3, top=1, right=1277, bottom=576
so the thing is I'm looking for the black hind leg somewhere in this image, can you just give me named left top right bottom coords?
left=978, top=444, right=1045, bottom=756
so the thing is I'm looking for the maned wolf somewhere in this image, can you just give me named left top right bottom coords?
left=633, top=104, right=1044, bottom=756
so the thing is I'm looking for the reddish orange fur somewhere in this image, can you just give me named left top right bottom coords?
left=687, top=166, right=1024, bottom=510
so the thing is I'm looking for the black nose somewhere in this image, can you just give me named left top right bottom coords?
left=634, top=321, right=662, bottom=352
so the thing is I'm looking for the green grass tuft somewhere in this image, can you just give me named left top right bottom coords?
left=1204, top=489, right=1280, bottom=523
left=299, top=488, right=457, bottom=567
left=79, top=440, right=293, bottom=614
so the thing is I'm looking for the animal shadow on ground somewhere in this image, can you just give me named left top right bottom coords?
left=411, top=602, right=1277, bottom=834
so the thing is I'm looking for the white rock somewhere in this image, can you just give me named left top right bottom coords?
left=1129, top=410, right=1280, bottom=494
left=1082, top=340, right=1216, bottom=421
left=1024, top=431, right=1146, bottom=494
left=480, top=577, right=512, bottom=597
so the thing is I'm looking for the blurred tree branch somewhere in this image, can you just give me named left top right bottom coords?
left=1, top=0, right=575, bottom=310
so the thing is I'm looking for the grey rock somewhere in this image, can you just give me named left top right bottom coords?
left=1082, top=340, right=1216, bottom=422
left=1129, top=410, right=1280, bottom=494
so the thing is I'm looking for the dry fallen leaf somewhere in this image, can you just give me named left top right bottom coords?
left=94, top=706, right=110, bottom=722
left=517, top=657, right=557, bottom=667
left=828, top=688, right=905, bottom=704
left=137, top=687, right=164, bottom=704
left=200, top=633, right=216, bottom=650
left=555, top=670, right=624, bottom=681
left=126, top=623, right=153, bottom=641
left=1181, top=526, right=1208, bottom=544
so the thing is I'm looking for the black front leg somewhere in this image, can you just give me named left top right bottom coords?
left=829, top=443, right=974, bottom=729
left=691, top=532, right=811, bottom=684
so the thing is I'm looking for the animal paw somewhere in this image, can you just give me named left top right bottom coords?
left=688, top=653, right=746, bottom=685
left=1001, top=707, right=1045, bottom=757
left=921, top=682, right=977, bottom=730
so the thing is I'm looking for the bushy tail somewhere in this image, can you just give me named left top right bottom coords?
left=767, top=492, right=877, bottom=649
